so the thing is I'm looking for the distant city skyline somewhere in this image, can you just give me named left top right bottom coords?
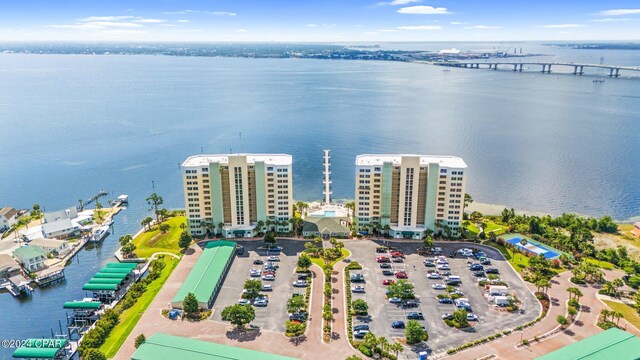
left=0, top=1, right=639, bottom=42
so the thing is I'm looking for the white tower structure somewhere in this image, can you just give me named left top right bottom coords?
left=323, top=149, right=332, bottom=205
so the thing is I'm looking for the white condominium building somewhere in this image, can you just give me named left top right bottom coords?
left=355, top=154, right=467, bottom=239
left=181, top=154, right=293, bottom=238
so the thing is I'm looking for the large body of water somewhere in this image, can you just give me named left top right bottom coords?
left=0, top=42, right=639, bottom=355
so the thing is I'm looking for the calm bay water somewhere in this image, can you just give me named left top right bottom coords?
left=0, top=43, right=639, bottom=354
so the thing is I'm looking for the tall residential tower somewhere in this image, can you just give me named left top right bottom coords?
left=181, top=154, right=293, bottom=237
left=354, top=154, right=467, bottom=239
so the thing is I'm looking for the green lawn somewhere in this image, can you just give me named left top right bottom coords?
left=602, top=300, right=640, bottom=330
left=585, top=258, right=615, bottom=270
left=309, top=248, right=351, bottom=268
left=465, top=220, right=506, bottom=238
left=132, top=216, right=186, bottom=258
left=99, top=256, right=179, bottom=358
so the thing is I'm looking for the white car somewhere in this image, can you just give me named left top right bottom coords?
left=467, top=313, right=479, bottom=321
left=427, top=273, right=442, bottom=279
left=238, top=299, right=251, bottom=305
left=388, top=297, right=402, bottom=304
left=352, top=286, right=365, bottom=293
left=437, top=264, right=450, bottom=270
left=253, top=299, right=269, bottom=307
left=250, top=269, right=261, bottom=277
left=292, top=280, right=307, bottom=287
left=431, top=283, right=446, bottom=290
left=262, top=274, right=276, bottom=281
left=436, top=258, right=448, bottom=264
left=268, top=256, right=281, bottom=262
left=262, top=284, right=273, bottom=291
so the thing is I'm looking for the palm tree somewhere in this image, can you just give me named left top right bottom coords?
left=146, top=193, right=164, bottom=223
left=390, top=342, right=404, bottom=359
left=603, top=281, right=616, bottom=296
left=600, top=309, right=611, bottom=322
left=256, top=220, right=265, bottom=233
left=217, top=222, right=224, bottom=236
left=613, top=311, right=623, bottom=326
left=520, top=238, right=528, bottom=260
left=377, top=336, right=389, bottom=356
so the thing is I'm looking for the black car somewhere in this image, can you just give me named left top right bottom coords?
left=469, top=264, right=484, bottom=271
left=406, top=312, right=424, bottom=320
left=253, top=259, right=264, bottom=265
left=391, top=321, right=405, bottom=329
left=449, top=252, right=456, bottom=258
left=402, top=300, right=419, bottom=308
left=439, top=297, right=453, bottom=304
left=380, top=263, right=392, bottom=269
left=351, top=274, right=365, bottom=283
left=297, top=273, right=309, bottom=280
left=353, top=324, right=369, bottom=332
left=376, top=247, right=387, bottom=253
left=481, top=259, right=492, bottom=265
left=382, top=270, right=394, bottom=276
left=289, top=312, right=307, bottom=322
left=485, top=268, right=499, bottom=274
left=473, top=271, right=486, bottom=277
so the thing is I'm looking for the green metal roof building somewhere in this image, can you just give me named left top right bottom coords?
left=105, top=262, right=137, bottom=269
left=172, top=240, right=236, bottom=309
left=63, top=301, right=102, bottom=310
left=12, top=338, right=68, bottom=359
left=93, top=272, right=128, bottom=279
left=536, top=328, right=640, bottom=360
left=98, top=267, right=132, bottom=274
left=131, top=333, right=297, bottom=360
left=82, top=283, right=119, bottom=291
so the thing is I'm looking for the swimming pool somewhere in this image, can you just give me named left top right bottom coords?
left=324, top=211, right=336, bottom=217
left=506, top=237, right=560, bottom=259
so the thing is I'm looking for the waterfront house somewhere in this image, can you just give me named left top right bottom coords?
left=41, top=218, right=79, bottom=239
left=43, top=207, right=78, bottom=223
left=0, top=254, right=22, bottom=280
left=29, top=238, right=71, bottom=257
left=12, top=245, right=48, bottom=272
left=633, top=222, right=640, bottom=238
left=0, top=207, right=18, bottom=231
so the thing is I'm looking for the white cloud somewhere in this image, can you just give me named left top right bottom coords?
left=177, top=20, right=190, bottom=23
left=599, top=9, right=640, bottom=16
left=450, top=21, right=467, bottom=25
left=85, top=21, right=143, bottom=28
left=50, top=21, right=143, bottom=30
left=465, top=25, right=501, bottom=29
left=592, top=18, right=632, bottom=22
left=541, top=24, right=585, bottom=28
left=379, top=28, right=399, bottom=32
left=211, top=12, right=236, bottom=16
left=397, top=25, right=442, bottom=30
left=134, top=18, right=166, bottom=23
left=363, top=31, right=379, bottom=35
left=307, top=24, right=318, bottom=27
left=397, top=5, right=450, bottom=15
left=162, top=10, right=236, bottom=16
left=389, top=0, right=421, bottom=5
left=78, top=16, right=135, bottom=22
left=237, top=29, right=248, bottom=32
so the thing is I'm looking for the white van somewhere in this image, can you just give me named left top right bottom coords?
left=446, top=275, right=461, bottom=284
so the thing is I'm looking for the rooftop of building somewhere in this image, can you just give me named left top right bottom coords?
left=0, top=254, right=21, bottom=273
left=132, top=333, right=298, bottom=360
left=302, top=216, right=350, bottom=234
left=182, top=153, right=293, bottom=167
left=29, top=238, right=67, bottom=248
left=12, top=245, right=48, bottom=260
left=535, top=328, right=640, bottom=360
left=0, top=207, right=17, bottom=219
left=355, top=154, right=467, bottom=168
left=41, top=218, right=76, bottom=234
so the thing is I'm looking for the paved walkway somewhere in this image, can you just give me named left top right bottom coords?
left=331, top=261, right=350, bottom=349
left=450, top=268, right=639, bottom=359
left=116, top=246, right=357, bottom=360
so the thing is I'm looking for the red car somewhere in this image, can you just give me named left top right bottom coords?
left=395, top=271, right=408, bottom=279
left=382, top=279, right=395, bottom=285
left=376, top=256, right=390, bottom=263
left=390, top=251, right=404, bottom=258
left=262, top=270, right=276, bottom=276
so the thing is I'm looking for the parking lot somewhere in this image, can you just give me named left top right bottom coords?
left=211, top=239, right=309, bottom=333
left=345, top=240, right=540, bottom=356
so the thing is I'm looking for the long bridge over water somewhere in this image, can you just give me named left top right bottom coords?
left=434, top=61, right=640, bottom=77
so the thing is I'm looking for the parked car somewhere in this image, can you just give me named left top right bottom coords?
left=424, top=260, right=436, bottom=267
left=395, top=271, right=408, bottom=279
left=391, top=321, right=405, bottom=329
left=262, top=270, right=276, bottom=276
left=265, top=262, right=280, bottom=269
left=238, top=299, right=251, bottom=305
left=382, top=279, right=395, bottom=285
left=262, top=284, right=273, bottom=291
left=390, top=251, right=404, bottom=258
left=352, top=285, right=366, bottom=293
left=481, top=259, right=492, bottom=265
left=431, top=247, right=442, bottom=253
left=406, top=312, right=424, bottom=320
left=473, top=271, right=486, bottom=277
left=379, top=263, right=392, bottom=269
left=264, top=265, right=278, bottom=271
left=427, top=273, right=442, bottom=279
left=253, top=259, right=264, bottom=265
left=289, top=312, right=307, bottom=322
left=353, top=324, right=369, bottom=332
left=262, top=274, right=276, bottom=281
left=382, top=270, right=394, bottom=276
left=469, top=264, right=484, bottom=271
left=392, top=257, right=404, bottom=263
left=376, top=256, right=390, bottom=263
left=250, top=268, right=261, bottom=277
left=442, top=313, right=453, bottom=320
left=353, top=330, right=369, bottom=339
left=268, top=256, right=281, bottom=262
left=449, top=251, right=457, bottom=258
left=402, top=300, right=419, bottom=309
left=467, top=313, right=479, bottom=321
left=253, top=299, right=269, bottom=307
left=486, top=268, right=499, bottom=274
left=475, top=251, right=486, bottom=259
left=439, top=297, right=453, bottom=304
left=292, top=280, right=308, bottom=287
left=297, top=273, right=309, bottom=280
left=351, top=274, right=365, bottom=283
left=437, top=264, right=450, bottom=271
left=388, top=297, right=402, bottom=304
left=431, top=283, right=446, bottom=290
left=440, top=271, right=452, bottom=276
left=376, top=247, right=387, bottom=253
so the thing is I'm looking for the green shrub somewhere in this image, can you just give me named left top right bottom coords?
left=358, top=344, right=373, bottom=357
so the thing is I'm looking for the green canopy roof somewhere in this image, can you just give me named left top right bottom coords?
left=82, top=283, right=119, bottom=291
left=105, top=262, right=137, bottom=269
left=98, top=267, right=132, bottom=274
left=536, top=328, right=640, bottom=360
left=172, top=240, right=236, bottom=308
left=402, top=231, right=414, bottom=235
left=88, top=278, right=123, bottom=285
left=63, top=301, right=102, bottom=310
left=93, top=272, right=128, bottom=279
left=22, top=339, right=68, bottom=348
left=132, top=333, right=297, bottom=360
left=13, top=347, right=62, bottom=359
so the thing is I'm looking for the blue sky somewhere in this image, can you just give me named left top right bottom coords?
left=1, top=0, right=639, bottom=41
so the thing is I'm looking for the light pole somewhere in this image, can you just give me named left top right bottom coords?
left=152, top=180, right=155, bottom=190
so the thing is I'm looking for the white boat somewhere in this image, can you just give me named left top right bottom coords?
left=89, top=225, right=110, bottom=242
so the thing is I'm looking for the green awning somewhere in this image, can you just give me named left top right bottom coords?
left=82, top=283, right=119, bottom=291
left=93, top=272, right=128, bottom=279
left=88, top=278, right=123, bottom=285
left=63, top=301, right=102, bottom=310
left=13, top=347, right=62, bottom=359
left=402, top=231, right=414, bottom=235
left=99, top=267, right=132, bottom=274
left=105, top=262, right=137, bottom=269
left=23, top=339, right=68, bottom=348
left=233, top=230, right=245, bottom=235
